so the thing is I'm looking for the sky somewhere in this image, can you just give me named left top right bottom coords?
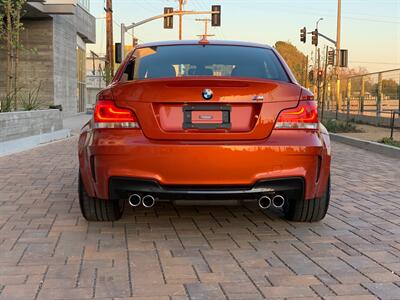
left=87, top=0, right=400, bottom=73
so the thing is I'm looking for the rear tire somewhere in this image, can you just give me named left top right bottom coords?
left=79, top=173, right=124, bottom=221
left=284, top=176, right=330, bottom=222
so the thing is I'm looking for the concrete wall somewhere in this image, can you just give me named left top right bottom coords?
left=52, top=5, right=95, bottom=116
left=0, top=109, right=63, bottom=142
left=0, top=18, right=54, bottom=108
left=0, top=5, right=95, bottom=116
left=76, top=4, right=96, bottom=43
left=52, top=15, right=78, bottom=115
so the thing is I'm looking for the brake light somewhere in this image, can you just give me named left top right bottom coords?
left=94, top=100, right=140, bottom=128
left=275, top=101, right=318, bottom=130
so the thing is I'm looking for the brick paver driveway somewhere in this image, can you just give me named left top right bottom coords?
left=1, top=137, right=400, bottom=300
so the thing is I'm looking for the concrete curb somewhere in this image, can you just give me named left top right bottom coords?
left=0, top=129, right=71, bottom=157
left=330, top=133, right=400, bottom=159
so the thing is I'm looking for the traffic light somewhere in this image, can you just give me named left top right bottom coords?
left=211, top=5, right=221, bottom=26
left=311, top=29, right=318, bottom=46
left=327, top=50, right=335, bottom=66
left=317, top=69, right=323, bottom=81
left=339, top=49, right=348, bottom=67
left=115, top=42, right=122, bottom=64
left=300, top=27, right=306, bottom=43
left=163, top=7, right=173, bottom=29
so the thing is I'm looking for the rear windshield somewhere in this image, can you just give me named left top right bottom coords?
left=121, top=45, right=290, bottom=82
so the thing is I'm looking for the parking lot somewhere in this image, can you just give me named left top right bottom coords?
left=1, top=137, right=400, bottom=300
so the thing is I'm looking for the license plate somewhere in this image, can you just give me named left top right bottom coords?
left=183, top=105, right=231, bottom=129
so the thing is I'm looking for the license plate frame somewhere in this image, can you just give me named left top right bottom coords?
left=182, top=104, right=231, bottom=129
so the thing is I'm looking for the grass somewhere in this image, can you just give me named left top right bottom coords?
left=322, top=119, right=364, bottom=133
left=378, top=137, right=400, bottom=148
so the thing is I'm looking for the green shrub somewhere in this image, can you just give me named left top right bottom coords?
left=20, top=81, right=43, bottom=111
left=322, top=119, right=363, bottom=133
left=0, top=91, right=17, bottom=112
left=378, top=137, right=400, bottom=148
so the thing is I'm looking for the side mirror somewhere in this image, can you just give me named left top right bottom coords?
left=115, top=42, right=122, bottom=64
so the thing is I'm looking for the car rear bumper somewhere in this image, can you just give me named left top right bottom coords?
left=109, top=177, right=304, bottom=201
left=79, top=129, right=331, bottom=201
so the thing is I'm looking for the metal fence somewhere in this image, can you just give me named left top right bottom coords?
left=324, top=68, right=400, bottom=121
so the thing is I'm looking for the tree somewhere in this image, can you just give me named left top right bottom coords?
left=274, top=41, right=307, bottom=86
left=0, top=0, right=26, bottom=111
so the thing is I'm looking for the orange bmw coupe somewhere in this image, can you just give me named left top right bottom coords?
left=78, top=40, right=331, bottom=222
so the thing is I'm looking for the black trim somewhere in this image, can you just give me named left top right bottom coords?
left=109, top=177, right=304, bottom=201
left=182, top=104, right=231, bottom=130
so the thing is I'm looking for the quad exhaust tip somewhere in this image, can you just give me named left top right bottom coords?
left=142, top=195, right=156, bottom=208
left=128, top=194, right=141, bottom=207
left=272, top=195, right=285, bottom=208
left=258, top=195, right=272, bottom=209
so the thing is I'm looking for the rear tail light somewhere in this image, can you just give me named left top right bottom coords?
left=275, top=101, right=319, bottom=130
left=94, top=100, right=140, bottom=129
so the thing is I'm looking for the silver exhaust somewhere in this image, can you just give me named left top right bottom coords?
left=258, top=196, right=272, bottom=209
left=142, top=195, right=156, bottom=208
left=128, top=194, right=141, bottom=207
left=272, top=195, right=285, bottom=208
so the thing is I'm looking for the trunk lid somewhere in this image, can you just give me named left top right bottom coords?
left=112, top=77, right=302, bottom=141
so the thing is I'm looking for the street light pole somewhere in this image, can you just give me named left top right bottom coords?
left=314, top=17, right=323, bottom=97
left=315, top=17, right=323, bottom=67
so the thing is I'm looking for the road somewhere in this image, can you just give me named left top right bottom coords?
left=0, top=137, right=400, bottom=300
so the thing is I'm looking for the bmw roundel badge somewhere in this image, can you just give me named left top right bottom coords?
left=202, top=88, right=213, bottom=100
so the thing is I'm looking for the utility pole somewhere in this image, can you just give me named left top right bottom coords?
left=179, top=0, right=183, bottom=40
left=105, top=0, right=114, bottom=84
left=317, top=48, right=321, bottom=102
left=335, top=0, right=342, bottom=109
left=305, top=55, right=309, bottom=88
left=196, top=18, right=214, bottom=39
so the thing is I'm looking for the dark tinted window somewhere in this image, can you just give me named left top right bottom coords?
left=128, top=45, right=289, bottom=82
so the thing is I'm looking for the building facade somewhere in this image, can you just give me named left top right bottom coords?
left=0, top=0, right=96, bottom=116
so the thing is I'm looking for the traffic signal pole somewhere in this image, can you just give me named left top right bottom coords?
left=120, top=9, right=220, bottom=59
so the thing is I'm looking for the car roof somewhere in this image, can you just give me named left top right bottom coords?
left=136, top=40, right=273, bottom=49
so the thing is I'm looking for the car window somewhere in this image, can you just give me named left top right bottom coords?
left=125, top=45, right=289, bottom=82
